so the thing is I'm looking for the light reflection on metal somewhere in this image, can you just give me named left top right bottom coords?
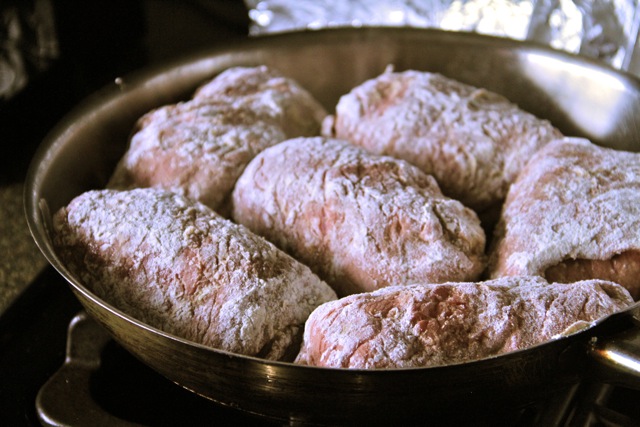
left=523, top=51, right=628, bottom=139
left=263, top=364, right=278, bottom=384
left=244, top=0, right=640, bottom=72
left=599, top=347, right=640, bottom=373
left=590, top=326, right=640, bottom=388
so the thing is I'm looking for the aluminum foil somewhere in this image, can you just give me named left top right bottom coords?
left=244, top=0, right=640, bottom=71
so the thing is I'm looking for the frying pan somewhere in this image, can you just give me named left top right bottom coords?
left=25, top=28, right=640, bottom=424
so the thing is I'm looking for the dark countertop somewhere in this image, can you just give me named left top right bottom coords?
left=0, top=183, right=47, bottom=312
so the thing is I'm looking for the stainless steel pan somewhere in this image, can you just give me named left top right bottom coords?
left=25, top=28, right=640, bottom=425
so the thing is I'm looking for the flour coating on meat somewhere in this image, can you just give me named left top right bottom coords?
left=193, top=65, right=327, bottom=137
left=108, top=66, right=326, bottom=216
left=327, top=68, right=562, bottom=215
left=52, top=188, right=337, bottom=360
left=488, top=137, right=640, bottom=299
left=232, top=137, right=486, bottom=297
left=294, top=276, right=633, bottom=369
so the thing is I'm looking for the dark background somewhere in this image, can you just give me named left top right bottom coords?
left=0, top=0, right=250, bottom=184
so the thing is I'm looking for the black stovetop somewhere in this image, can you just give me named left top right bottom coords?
left=0, top=267, right=281, bottom=426
left=0, top=267, right=81, bottom=426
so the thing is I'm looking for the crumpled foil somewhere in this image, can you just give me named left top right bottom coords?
left=244, top=0, right=640, bottom=72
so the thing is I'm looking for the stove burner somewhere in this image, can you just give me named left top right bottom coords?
left=36, top=312, right=279, bottom=426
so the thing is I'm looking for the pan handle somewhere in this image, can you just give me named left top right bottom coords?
left=588, top=315, right=640, bottom=390
left=36, top=311, right=143, bottom=427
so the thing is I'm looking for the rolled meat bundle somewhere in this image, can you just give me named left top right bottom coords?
left=488, top=137, right=640, bottom=300
left=325, top=67, right=562, bottom=219
left=108, top=66, right=327, bottom=216
left=193, top=65, right=326, bottom=137
left=294, top=276, right=633, bottom=369
left=232, top=136, right=486, bottom=297
left=52, top=188, right=337, bottom=360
